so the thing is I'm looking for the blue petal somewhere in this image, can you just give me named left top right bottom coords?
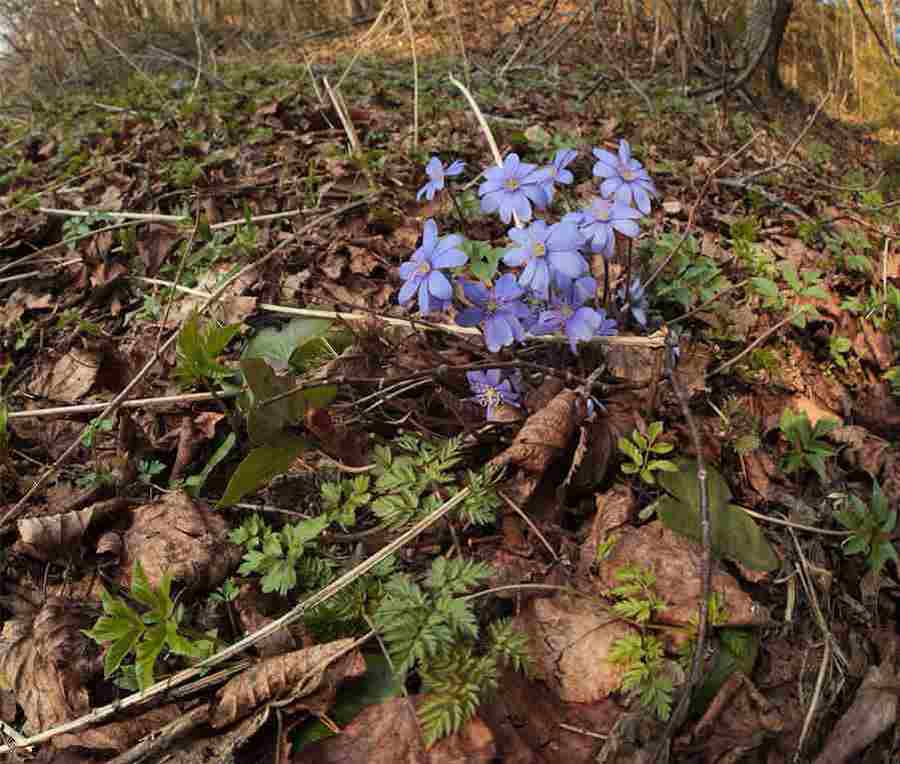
left=618, top=139, right=632, bottom=164
left=479, top=178, right=504, bottom=195
left=494, top=273, right=524, bottom=301
left=485, top=368, right=502, bottom=386
left=446, top=160, right=465, bottom=176
left=600, top=177, right=623, bottom=198
left=428, top=270, right=452, bottom=299
left=504, top=153, right=521, bottom=175
left=457, top=307, right=485, bottom=327
left=418, top=280, right=431, bottom=314
left=462, top=280, right=489, bottom=305
left=484, top=316, right=514, bottom=351
left=398, top=261, right=418, bottom=279
left=432, top=248, right=467, bottom=269
left=425, top=156, right=443, bottom=180
left=398, top=276, right=419, bottom=305
left=503, top=246, right=529, bottom=267
left=556, top=168, right=574, bottom=185
left=633, top=186, right=651, bottom=215
left=547, top=221, right=584, bottom=251
left=422, top=219, right=438, bottom=251
left=480, top=190, right=502, bottom=215
left=549, top=250, right=588, bottom=279
left=511, top=193, right=533, bottom=222
left=612, top=219, right=640, bottom=238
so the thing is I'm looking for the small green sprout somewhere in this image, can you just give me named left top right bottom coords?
left=618, top=421, right=678, bottom=485
left=834, top=482, right=898, bottom=574
left=778, top=409, right=838, bottom=484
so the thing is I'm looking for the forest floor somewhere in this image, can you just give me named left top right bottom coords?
left=0, top=8, right=899, bottom=764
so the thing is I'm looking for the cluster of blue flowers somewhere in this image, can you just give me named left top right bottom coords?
left=402, top=141, right=656, bottom=419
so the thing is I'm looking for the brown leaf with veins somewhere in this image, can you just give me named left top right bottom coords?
left=137, top=223, right=181, bottom=276
left=28, top=349, right=101, bottom=402
left=516, top=595, right=637, bottom=703
left=0, top=597, right=99, bottom=735
left=15, top=497, right=124, bottom=562
left=211, top=639, right=364, bottom=729
left=56, top=704, right=185, bottom=752
left=119, top=491, right=241, bottom=592
left=296, top=695, right=496, bottom=763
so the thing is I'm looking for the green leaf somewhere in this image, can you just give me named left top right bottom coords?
left=750, top=277, right=780, bottom=300
left=183, top=432, right=236, bottom=496
left=647, top=421, right=663, bottom=442
left=656, top=459, right=778, bottom=571
left=618, top=437, right=641, bottom=464
left=217, top=434, right=308, bottom=507
left=689, top=629, right=759, bottom=716
left=104, top=631, right=142, bottom=678
left=135, top=623, right=167, bottom=690
left=243, top=317, right=334, bottom=367
left=651, top=442, right=674, bottom=455
left=466, top=241, right=505, bottom=283
left=647, top=459, right=679, bottom=473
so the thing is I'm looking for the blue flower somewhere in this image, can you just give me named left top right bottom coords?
left=592, top=140, right=657, bottom=215
left=398, top=219, right=467, bottom=314
left=579, top=197, right=643, bottom=258
left=467, top=369, right=521, bottom=420
left=540, top=148, right=578, bottom=203
left=457, top=273, right=531, bottom=352
left=617, top=275, right=649, bottom=329
left=503, top=219, right=588, bottom=300
left=478, top=154, right=552, bottom=224
left=533, top=276, right=618, bottom=353
left=417, top=157, right=465, bottom=202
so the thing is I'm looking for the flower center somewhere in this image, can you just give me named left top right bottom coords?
left=504, top=178, right=520, bottom=191
left=622, top=168, right=635, bottom=181
left=478, top=385, right=502, bottom=408
left=486, top=299, right=499, bottom=313
left=417, top=261, right=431, bottom=275
left=561, top=304, right=574, bottom=320
left=533, top=242, right=546, bottom=258
left=593, top=204, right=610, bottom=222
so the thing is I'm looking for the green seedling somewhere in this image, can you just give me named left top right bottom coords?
left=619, top=421, right=677, bottom=485
left=834, top=482, right=898, bottom=574
left=778, top=409, right=838, bottom=484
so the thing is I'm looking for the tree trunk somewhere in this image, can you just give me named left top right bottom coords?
left=763, top=0, right=793, bottom=90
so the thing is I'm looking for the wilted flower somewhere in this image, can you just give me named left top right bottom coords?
left=579, top=197, right=642, bottom=258
left=417, top=157, right=465, bottom=202
left=398, top=219, right=467, bottom=314
left=533, top=276, right=618, bottom=353
left=503, top=219, right=588, bottom=300
left=617, top=275, right=649, bottom=328
left=466, top=369, right=521, bottom=420
left=457, top=273, right=531, bottom=352
left=592, top=139, right=657, bottom=215
left=539, top=148, right=577, bottom=203
left=478, top=153, right=552, bottom=224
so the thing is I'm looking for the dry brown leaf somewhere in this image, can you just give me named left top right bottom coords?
left=295, top=695, right=496, bottom=764
left=592, top=518, right=769, bottom=628
left=233, top=583, right=297, bottom=659
left=55, top=703, right=184, bottom=752
left=0, top=597, right=98, bottom=735
left=210, top=639, right=364, bottom=729
left=28, top=349, right=101, bottom=402
left=516, top=595, right=636, bottom=703
left=16, top=507, right=93, bottom=561
left=492, top=389, right=578, bottom=476
left=119, top=491, right=241, bottom=592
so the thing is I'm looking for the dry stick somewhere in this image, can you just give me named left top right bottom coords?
left=498, top=489, right=558, bottom=562
left=38, top=207, right=188, bottom=223
left=335, top=0, right=393, bottom=92
left=652, top=345, right=712, bottom=764
left=0, top=197, right=371, bottom=531
left=0, top=488, right=470, bottom=755
left=6, top=392, right=236, bottom=421
left=156, top=213, right=202, bottom=351
left=707, top=309, right=804, bottom=378
left=0, top=259, right=82, bottom=285
left=133, top=276, right=666, bottom=348
left=322, top=77, right=362, bottom=158
left=105, top=703, right=210, bottom=764
left=399, top=0, right=419, bottom=151
left=447, top=0, right=471, bottom=89
left=300, top=47, right=325, bottom=105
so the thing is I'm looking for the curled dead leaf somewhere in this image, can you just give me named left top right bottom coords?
left=15, top=497, right=124, bottom=562
left=0, top=597, right=98, bottom=735
left=210, top=638, right=364, bottom=729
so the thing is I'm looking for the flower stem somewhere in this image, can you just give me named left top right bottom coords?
left=446, top=187, right=469, bottom=236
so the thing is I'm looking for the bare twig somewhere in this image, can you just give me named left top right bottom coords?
left=708, top=309, right=804, bottom=377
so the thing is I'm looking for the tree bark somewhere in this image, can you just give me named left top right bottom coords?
left=763, top=0, right=793, bottom=91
